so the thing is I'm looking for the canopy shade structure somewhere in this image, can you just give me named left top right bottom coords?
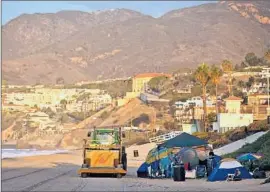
left=158, top=132, right=208, bottom=148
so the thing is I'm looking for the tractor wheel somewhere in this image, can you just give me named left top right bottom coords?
left=81, top=173, right=88, bottom=178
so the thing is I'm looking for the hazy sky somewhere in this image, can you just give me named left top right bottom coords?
left=2, top=1, right=211, bottom=24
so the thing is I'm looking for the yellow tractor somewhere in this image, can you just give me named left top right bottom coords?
left=78, top=126, right=127, bottom=178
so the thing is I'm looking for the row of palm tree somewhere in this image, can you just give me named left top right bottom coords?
left=194, top=60, right=233, bottom=132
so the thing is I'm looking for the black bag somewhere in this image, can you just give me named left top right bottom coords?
left=173, top=166, right=181, bottom=181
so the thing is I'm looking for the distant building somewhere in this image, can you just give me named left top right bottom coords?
left=248, top=94, right=269, bottom=106
left=132, top=73, right=172, bottom=93
left=182, top=124, right=198, bottom=134
left=174, top=96, right=214, bottom=109
left=224, top=96, right=243, bottom=113
left=213, top=96, right=253, bottom=133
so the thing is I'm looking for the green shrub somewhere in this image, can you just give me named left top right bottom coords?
left=223, top=132, right=270, bottom=171
left=193, top=120, right=269, bottom=149
left=99, top=111, right=110, bottom=120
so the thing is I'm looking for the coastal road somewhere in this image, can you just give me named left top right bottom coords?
left=2, top=153, right=269, bottom=191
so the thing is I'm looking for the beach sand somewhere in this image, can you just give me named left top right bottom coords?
left=2, top=147, right=270, bottom=191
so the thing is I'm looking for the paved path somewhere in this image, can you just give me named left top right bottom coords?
left=214, top=131, right=267, bottom=156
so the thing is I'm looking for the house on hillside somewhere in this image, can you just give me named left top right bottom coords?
left=2, top=104, right=28, bottom=112
left=174, top=96, right=216, bottom=128
left=246, top=94, right=270, bottom=120
left=118, top=73, right=172, bottom=105
left=213, top=96, right=253, bottom=133
left=132, top=73, right=172, bottom=93
left=243, top=82, right=267, bottom=94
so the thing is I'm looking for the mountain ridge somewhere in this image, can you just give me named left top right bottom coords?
left=3, top=1, right=270, bottom=84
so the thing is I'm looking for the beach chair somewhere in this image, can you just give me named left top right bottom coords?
left=195, top=165, right=207, bottom=178
left=226, top=174, right=235, bottom=181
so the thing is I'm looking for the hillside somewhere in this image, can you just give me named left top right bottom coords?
left=3, top=1, right=270, bottom=84
left=223, top=131, right=270, bottom=170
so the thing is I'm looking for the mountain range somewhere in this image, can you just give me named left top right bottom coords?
left=2, top=1, right=270, bottom=84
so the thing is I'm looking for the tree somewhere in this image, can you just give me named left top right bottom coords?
left=245, top=52, right=259, bottom=66
left=148, top=76, right=168, bottom=92
left=100, top=111, right=109, bottom=120
left=265, top=49, right=270, bottom=62
left=234, top=64, right=240, bottom=71
left=194, top=63, right=210, bottom=132
left=209, top=65, right=223, bottom=113
left=237, top=80, right=245, bottom=88
left=248, top=76, right=255, bottom=85
left=163, top=121, right=175, bottom=130
left=60, top=99, right=67, bottom=110
left=221, top=60, right=234, bottom=96
left=207, top=112, right=217, bottom=124
left=233, top=88, right=245, bottom=99
left=240, top=61, right=247, bottom=69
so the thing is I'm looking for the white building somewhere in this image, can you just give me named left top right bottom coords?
left=174, top=96, right=214, bottom=109
left=213, top=96, right=253, bottom=133
left=215, top=113, right=253, bottom=133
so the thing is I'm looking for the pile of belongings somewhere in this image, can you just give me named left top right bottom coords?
left=137, top=132, right=213, bottom=179
left=137, top=146, right=209, bottom=178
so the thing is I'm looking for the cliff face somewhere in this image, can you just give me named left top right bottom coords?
left=3, top=2, right=270, bottom=84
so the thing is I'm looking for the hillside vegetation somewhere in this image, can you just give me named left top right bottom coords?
left=223, top=131, right=270, bottom=170
left=193, top=120, right=269, bottom=148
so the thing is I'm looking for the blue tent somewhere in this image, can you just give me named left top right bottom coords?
left=208, top=158, right=252, bottom=182
left=137, top=162, right=149, bottom=178
left=137, top=162, right=149, bottom=173
left=212, top=155, right=222, bottom=168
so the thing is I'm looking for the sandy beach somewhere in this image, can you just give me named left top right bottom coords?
left=2, top=147, right=270, bottom=192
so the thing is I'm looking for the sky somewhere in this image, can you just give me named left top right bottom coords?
left=2, top=1, right=211, bottom=24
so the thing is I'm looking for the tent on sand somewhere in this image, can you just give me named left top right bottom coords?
left=208, top=158, right=252, bottom=182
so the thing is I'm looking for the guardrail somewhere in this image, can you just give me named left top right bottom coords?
left=149, top=131, right=182, bottom=144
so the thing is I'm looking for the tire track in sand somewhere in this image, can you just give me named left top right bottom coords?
left=21, top=170, right=73, bottom=192
left=2, top=168, right=47, bottom=182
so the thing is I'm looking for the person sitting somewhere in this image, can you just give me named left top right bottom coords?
left=233, top=169, right=242, bottom=181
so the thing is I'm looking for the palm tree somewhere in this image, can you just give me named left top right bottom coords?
left=194, top=63, right=210, bottom=132
left=209, top=65, right=223, bottom=114
left=237, top=80, right=245, bottom=88
left=221, top=60, right=234, bottom=96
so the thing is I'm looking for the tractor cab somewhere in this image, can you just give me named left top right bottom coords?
left=78, top=126, right=127, bottom=178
